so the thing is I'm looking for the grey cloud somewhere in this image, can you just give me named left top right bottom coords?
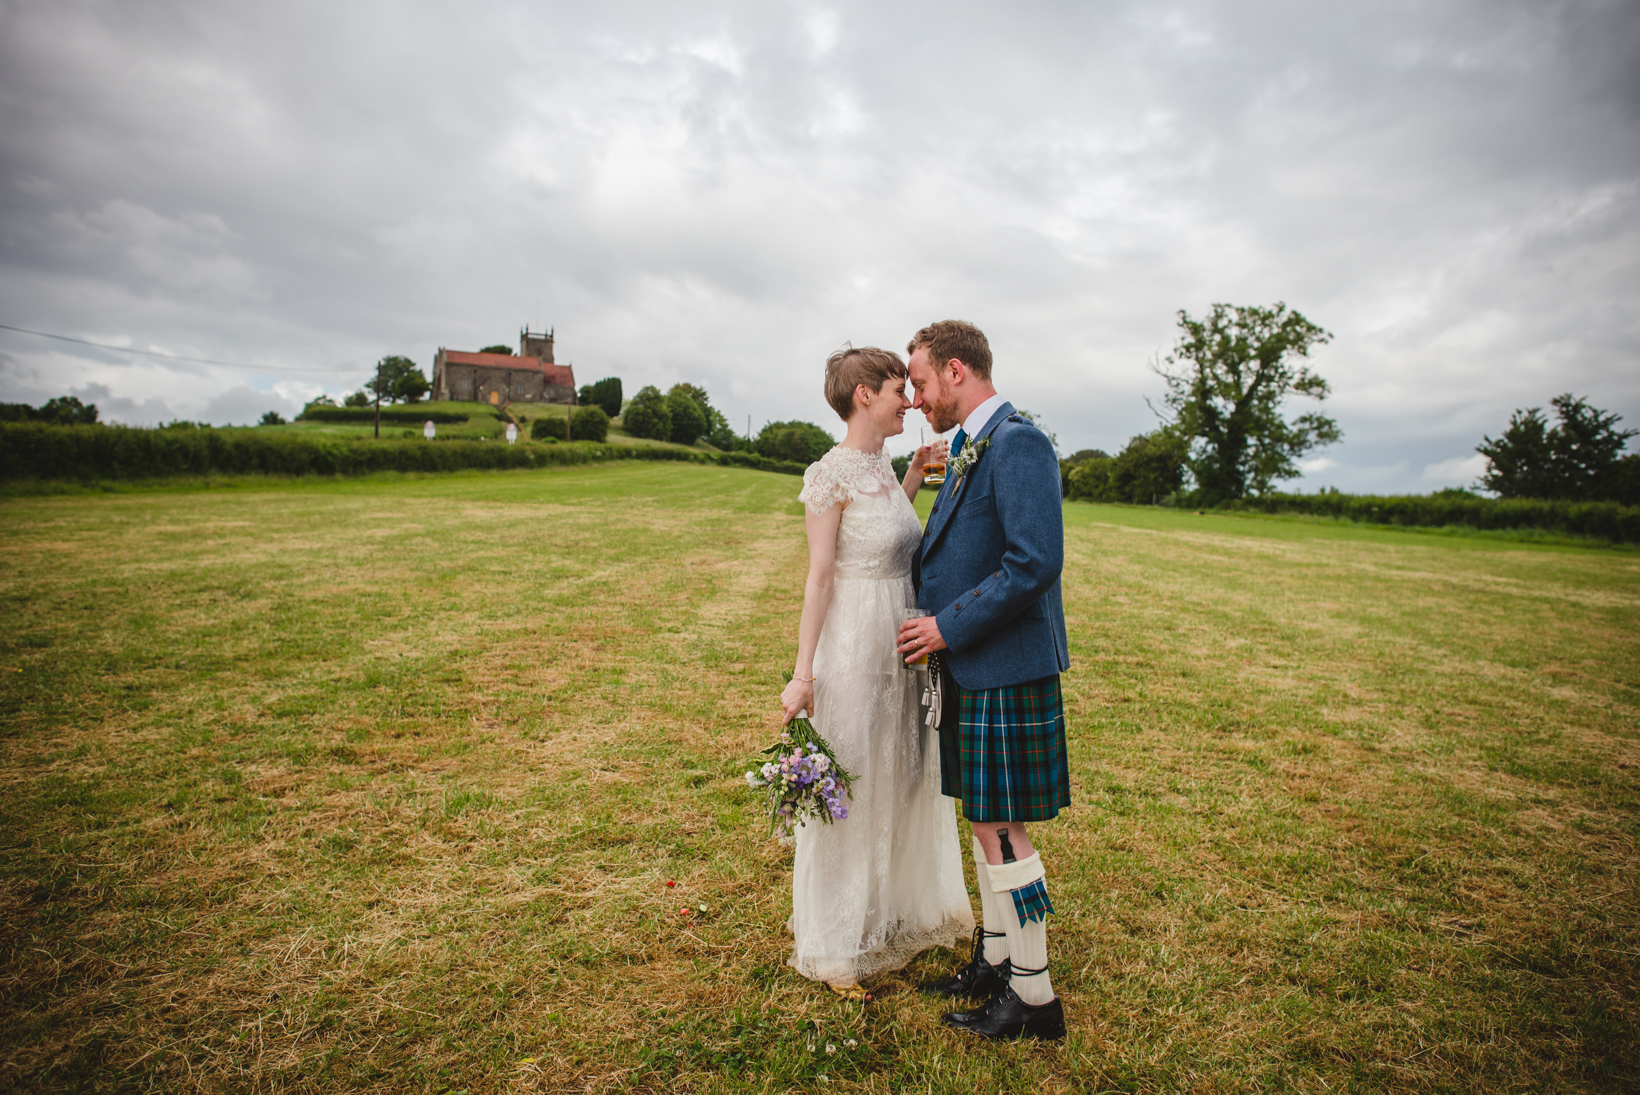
left=202, top=384, right=299, bottom=427
left=0, top=0, right=1635, bottom=489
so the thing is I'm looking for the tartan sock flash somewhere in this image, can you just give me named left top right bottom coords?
left=986, top=851, right=1055, bottom=925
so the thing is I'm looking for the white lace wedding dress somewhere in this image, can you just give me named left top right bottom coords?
left=789, top=445, right=974, bottom=984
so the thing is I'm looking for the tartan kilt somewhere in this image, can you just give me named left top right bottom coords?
left=938, top=671, right=1071, bottom=822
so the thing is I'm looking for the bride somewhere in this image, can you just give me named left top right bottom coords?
left=778, top=345, right=974, bottom=995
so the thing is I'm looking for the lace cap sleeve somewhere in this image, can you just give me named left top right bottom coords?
left=798, top=452, right=852, bottom=515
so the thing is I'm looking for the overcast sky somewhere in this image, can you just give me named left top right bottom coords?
left=2, top=0, right=1636, bottom=491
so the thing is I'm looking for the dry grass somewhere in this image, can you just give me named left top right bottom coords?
left=0, top=465, right=1636, bottom=1093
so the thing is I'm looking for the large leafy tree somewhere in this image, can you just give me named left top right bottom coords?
left=1155, top=302, right=1340, bottom=502
left=1061, top=428, right=1189, bottom=504
left=367, top=356, right=430, bottom=404
left=666, top=382, right=745, bottom=449
left=666, top=384, right=709, bottom=445
left=39, top=395, right=100, bottom=425
left=1477, top=394, right=1636, bottom=501
left=621, top=385, right=672, bottom=440
left=755, top=420, right=835, bottom=465
left=1108, top=427, right=1189, bottom=504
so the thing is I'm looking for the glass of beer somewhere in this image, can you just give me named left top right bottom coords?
left=920, top=427, right=947, bottom=485
left=902, top=609, right=931, bottom=668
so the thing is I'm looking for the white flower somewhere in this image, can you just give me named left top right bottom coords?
left=826, top=1044, right=837, bottom=1054
left=844, top=1039, right=857, bottom=1047
left=948, top=435, right=991, bottom=480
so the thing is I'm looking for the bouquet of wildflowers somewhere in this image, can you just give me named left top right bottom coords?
left=745, top=675, right=856, bottom=845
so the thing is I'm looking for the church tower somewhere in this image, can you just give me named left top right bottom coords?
left=520, top=326, right=554, bottom=363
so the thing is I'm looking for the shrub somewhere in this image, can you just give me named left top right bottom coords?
left=571, top=405, right=610, bottom=443
left=622, top=386, right=672, bottom=440
left=0, top=422, right=813, bottom=482
left=755, top=420, right=836, bottom=465
left=259, top=411, right=287, bottom=426
left=343, top=390, right=370, bottom=407
left=1215, top=490, right=1640, bottom=543
left=531, top=415, right=567, bottom=441
left=667, top=390, right=708, bottom=445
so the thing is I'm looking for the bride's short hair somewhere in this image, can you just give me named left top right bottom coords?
left=824, top=345, right=908, bottom=420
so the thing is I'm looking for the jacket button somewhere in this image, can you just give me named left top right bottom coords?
left=955, top=602, right=963, bottom=609
left=973, top=589, right=980, bottom=596
left=994, top=570, right=1001, bottom=577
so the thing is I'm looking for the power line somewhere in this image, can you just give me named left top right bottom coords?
left=0, top=322, right=354, bottom=375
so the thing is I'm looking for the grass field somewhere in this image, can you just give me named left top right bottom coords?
left=1, top=463, right=1636, bottom=1093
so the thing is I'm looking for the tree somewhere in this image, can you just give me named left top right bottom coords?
left=480, top=344, right=512, bottom=355
left=1107, top=427, right=1189, bottom=504
left=622, top=385, right=673, bottom=440
left=666, top=385, right=709, bottom=445
left=581, top=377, right=622, bottom=419
left=1060, top=450, right=1111, bottom=500
left=1155, top=303, right=1340, bottom=502
left=343, top=390, right=371, bottom=407
left=1477, top=393, right=1637, bottom=500
left=38, top=395, right=99, bottom=426
left=367, top=356, right=430, bottom=404
left=755, top=420, right=835, bottom=465
left=258, top=410, right=287, bottom=426
left=571, top=404, right=610, bottom=443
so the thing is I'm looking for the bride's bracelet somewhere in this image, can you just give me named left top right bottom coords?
left=792, top=673, right=817, bottom=683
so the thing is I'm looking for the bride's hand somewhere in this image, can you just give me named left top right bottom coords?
left=781, top=677, right=815, bottom=724
left=911, top=443, right=933, bottom=470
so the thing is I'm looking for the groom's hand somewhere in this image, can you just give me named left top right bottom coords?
left=897, top=616, right=948, bottom=663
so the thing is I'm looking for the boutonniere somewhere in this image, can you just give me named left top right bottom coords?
left=948, top=434, right=991, bottom=485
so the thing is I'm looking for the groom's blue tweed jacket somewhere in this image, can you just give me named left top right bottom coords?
left=914, top=401, right=1070, bottom=691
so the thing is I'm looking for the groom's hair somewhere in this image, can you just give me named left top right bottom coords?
left=907, top=320, right=992, bottom=382
left=824, top=345, right=908, bottom=420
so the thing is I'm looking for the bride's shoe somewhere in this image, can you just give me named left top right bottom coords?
left=918, top=928, right=1010, bottom=1000
left=825, top=981, right=870, bottom=1001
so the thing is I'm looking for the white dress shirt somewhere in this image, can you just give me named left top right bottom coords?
left=960, top=392, right=1009, bottom=442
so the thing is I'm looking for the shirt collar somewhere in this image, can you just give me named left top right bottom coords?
left=961, top=392, right=1008, bottom=440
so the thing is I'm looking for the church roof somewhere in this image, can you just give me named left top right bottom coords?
left=441, top=351, right=575, bottom=386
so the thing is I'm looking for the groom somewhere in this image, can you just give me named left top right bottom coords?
left=897, top=320, right=1071, bottom=1041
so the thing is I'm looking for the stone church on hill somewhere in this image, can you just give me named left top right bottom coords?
left=431, top=328, right=576, bottom=406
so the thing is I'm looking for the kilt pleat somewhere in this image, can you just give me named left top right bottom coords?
left=938, top=674, right=1071, bottom=822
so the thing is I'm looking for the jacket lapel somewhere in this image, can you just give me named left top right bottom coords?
left=921, top=401, right=1014, bottom=556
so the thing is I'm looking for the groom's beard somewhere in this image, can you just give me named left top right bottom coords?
left=924, top=385, right=962, bottom=433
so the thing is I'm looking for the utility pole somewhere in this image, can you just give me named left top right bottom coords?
left=374, top=359, right=382, bottom=439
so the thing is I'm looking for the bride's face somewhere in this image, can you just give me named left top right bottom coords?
left=860, top=376, right=911, bottom=436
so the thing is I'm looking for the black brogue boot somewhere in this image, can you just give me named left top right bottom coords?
left=953, top=982, right=1066, bottom=1042
left=918, top=928, right=1010, bottom=1001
